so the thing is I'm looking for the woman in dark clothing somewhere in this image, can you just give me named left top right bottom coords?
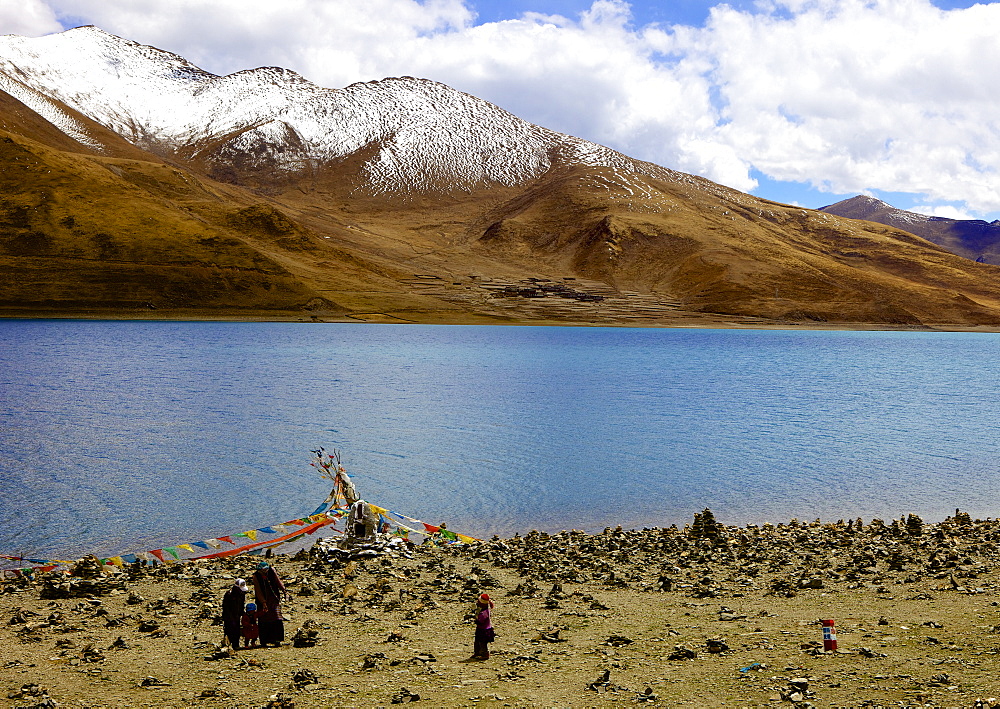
left=221, top=578, right=247, bottom=650
left=471, top=592, right=495, bottom=660
left=251, top=561, right=287, bottom=646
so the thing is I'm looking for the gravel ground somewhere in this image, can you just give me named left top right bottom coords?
left=4, top=510, right=1000, bottom=707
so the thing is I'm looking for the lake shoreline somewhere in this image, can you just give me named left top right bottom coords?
left=4, top=308, right=1000, bottom=332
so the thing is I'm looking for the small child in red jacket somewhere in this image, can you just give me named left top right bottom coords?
left=241, top=602, right=260, bottom=648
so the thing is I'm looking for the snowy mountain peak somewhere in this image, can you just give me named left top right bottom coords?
left=0, top=27, right=650, bottom=194
left=821, top=194, right=933, bottom=226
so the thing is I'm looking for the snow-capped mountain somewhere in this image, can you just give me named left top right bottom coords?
left=3, top=26, right=1000, bottom=327
left=821, top=195, right=1000, bottom=265
left=0, top=26, right=647, bottom=194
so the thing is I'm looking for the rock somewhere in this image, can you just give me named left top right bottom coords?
left=292, top=620, right=320, bottom=648
left=9, top=607, right=39, bottom=625
left=79, top=643, right=105, bottom=663
left=605, top=635, right=633, bottom=647
left=781, top=677, right=816, bottom=703
left=587, top=669, right=612, bottom=692
left=266, top=692, right=296, bottom=708
left=705, top=638, right=730, bottom=653
left=789, top=678, right=809, bottom=692
left=856, top=647, right=886, bottom=658
left=667, top=644, right=697, bottom=660
left=717, top=606, right=746, bottom=621
left=291, top=668, right=319, bottom=688
left=138, top=676, right=171, bottom=687
left=534, top=627, right=567, bottom=643
left=198, top=688, right=233, bottom=699
left=636, top=686, right=659, bottom=703
left=391, top=687, right=421, bottom=703
left=203, top=643, right=232, bottom=661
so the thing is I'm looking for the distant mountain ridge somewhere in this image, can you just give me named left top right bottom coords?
left=820, top=195, right=1000, bottom=265
left=1, top=27, right=1000, bottom=327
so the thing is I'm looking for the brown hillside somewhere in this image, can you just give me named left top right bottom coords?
left=3, top=89, right=1000, bottom=327
left=465, top=166, right=1000, bottom=325
left=0, top=129, right=325, bottom=316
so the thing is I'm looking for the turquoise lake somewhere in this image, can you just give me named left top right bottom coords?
left=3, top=320, right=1000, bottom=559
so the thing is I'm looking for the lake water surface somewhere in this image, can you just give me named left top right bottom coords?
left=3, top=320, right=1000, bottom=559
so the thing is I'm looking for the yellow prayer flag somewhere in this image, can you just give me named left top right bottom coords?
left=177, top=544, right=194, bottom=553
left=245, top=530, right=258, bottom=541
left=110, top=556, right=124, bottom=567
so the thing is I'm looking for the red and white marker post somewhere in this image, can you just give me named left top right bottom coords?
left=822, top=619, right=837, bottom=651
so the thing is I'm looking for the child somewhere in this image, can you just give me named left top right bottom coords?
left=241, top=602, right=260, bottom=649
left=471, top=593, right=495, bottom=660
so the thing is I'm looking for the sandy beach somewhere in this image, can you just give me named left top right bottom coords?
left=4, top=510, right=1000, bottom=707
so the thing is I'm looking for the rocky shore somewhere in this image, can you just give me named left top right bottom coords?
left=5, top=510, right=1000, bottom=707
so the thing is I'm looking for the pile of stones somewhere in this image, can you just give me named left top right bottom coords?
left=38, top=556, right=127, bottom=599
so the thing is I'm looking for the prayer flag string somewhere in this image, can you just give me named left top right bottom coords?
left=2, top=450, right=481, bottom=574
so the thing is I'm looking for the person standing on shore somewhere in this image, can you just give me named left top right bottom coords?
left=471, top=592, right=495, bottom=660
left=241, top=602, right=260, bottom=649
left=251, top=561, right=287, bottom=647
left=221, top=578, right=247, bottom=651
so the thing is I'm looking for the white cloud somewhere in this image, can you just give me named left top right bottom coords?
left=684, top=0, right=1000, bottom=212
left=0, top=0, right=61, bottom=36
left=9, top=0, right=1000, bottom=213
left=912, top=205, right=977, bottom=221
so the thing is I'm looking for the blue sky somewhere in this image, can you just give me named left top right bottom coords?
left=465, top=0, right=1000, bottom=219
left=473, top=0, right=734, bottom=25
left=5, top=0, right=1000, bottom=220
